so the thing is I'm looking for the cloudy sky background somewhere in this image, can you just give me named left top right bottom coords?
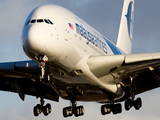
left=0, top=0, right=160, bottom=120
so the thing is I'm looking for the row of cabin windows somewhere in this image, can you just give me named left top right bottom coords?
left=25, top=19, right=53, bottom=26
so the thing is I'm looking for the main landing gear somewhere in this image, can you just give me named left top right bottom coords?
left=33, top=98, right=51, bottom=116
left=63, top=87, right=84, bottom=118
left=124, top=97, right=142, bottom=111
left=63, top=103, right=84, bottom=118
left=101, top=103, right=122, bottom=115
left=101, top=97, right=122, bottom=116
left=101, top=97, right=142, bottom=116
left=32, top=97, right=142, bottom=117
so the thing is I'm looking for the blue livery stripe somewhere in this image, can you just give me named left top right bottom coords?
left=103, top=37, right=121, bottom=55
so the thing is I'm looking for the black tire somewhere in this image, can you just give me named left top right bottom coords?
left=112, top=105, right=117, bottom=115
left=101, top=104, right=111, bottom=115
left=46, top=103, right=51, bottom=113
left=63, top=107, right=73, bottom=118
left=74, top=107, right=80, bottom=117
left=63, top=107, right=68, bottom=118
left=137, top=98, right=142, bottom=108
left=33, top=104, right=41, bottom=117
left=79, top=106, right=84, bottom=116
left=43, top=105, right=51, bottom=116
left=101, top=105, right=106, bottom=115
left=112, top=104, right=122, bottom=115
left=134, top=98, right=142, bottom=110
left=33, top=106, right=39, bottom=116
left=125, top=99, right=132, bottom=111
left=105, top=104, right=111, bottom=114
left=116, top=103, right=122, bottom=114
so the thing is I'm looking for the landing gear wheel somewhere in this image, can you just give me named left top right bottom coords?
left=112, top=104, right=122, bottom=115
left=79, top=106, right=84, bottom=116
left=43, top=103, right=52, bottom=116
left=124, top=97, right=142, bottom=111
left=134, top=97, right=142, bottom=110
left=74, top=106, right=84, bottom=117
left=33, top=104, right=42, bottom=117
left=33, top=98, right=52, bottom=117
left=63, top=107, right=73, bottom=118
left=116, top=103, right=122, bottom=114
left=74, top=107, right=80, bottom=117
left=125, top=99, right=132, bottom=111
left=101, top=104, right=111, bottom=115
left=101, top=103, right=121, bottom=115
left=63, top=106, right=84, bottom=118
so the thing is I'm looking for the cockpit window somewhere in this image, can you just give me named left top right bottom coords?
left=28, top=19, right=54, bottom=25
left=37, top=19, right=43, bottom=23
left=44, top=19, right=50, bottom=24
left=31, top=19, right=36, bottom=23
left=48, top=19, right=53, bottom=25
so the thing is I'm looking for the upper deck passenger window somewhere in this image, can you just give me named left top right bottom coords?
left=37, top=19, right=43, bottom=23
left=30, top=19, right=36, bottom=23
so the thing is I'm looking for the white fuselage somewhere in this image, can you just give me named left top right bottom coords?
left=22, top=5, right=122, bottom=72
left=21, top=5, right=124, bottom=101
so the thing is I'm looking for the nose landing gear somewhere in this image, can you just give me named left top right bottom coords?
left=36, top=55, right=49, bottom=81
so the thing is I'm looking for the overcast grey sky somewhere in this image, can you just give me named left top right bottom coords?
left=0, top=0, right=160, bottom=120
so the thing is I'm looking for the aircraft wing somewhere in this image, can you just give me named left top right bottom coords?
left=87, top=52, right=160, bottom=98
left=1, top=52, right=160, bottom=103
left=0, top=60, right=59, bottom=102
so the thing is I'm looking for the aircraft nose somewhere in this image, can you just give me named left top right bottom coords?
left=26, top=25, right=48, bottom=54
left=27, top=26, right=43, bottom=52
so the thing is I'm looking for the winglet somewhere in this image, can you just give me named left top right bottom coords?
left=116, top=0, right=134, bottom=54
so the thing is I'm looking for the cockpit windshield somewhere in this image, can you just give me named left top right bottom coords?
left=44, top=19, right=50, bottom=24
left=25, top=19, right=54, bottom=26
left=48, top=19, right=53, bottom=25
left=31, top=19, right=36, bottom=23
left=37, top=19, right=43, bottom=23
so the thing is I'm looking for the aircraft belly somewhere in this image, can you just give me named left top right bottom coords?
left=50, top=75, right=122, bottom=102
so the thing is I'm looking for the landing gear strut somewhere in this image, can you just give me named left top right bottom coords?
left=33, top=98, right=51, bottom=116
left=124, top=76, right=142, bottom=111
left=36, top=55, right=48, bottom=81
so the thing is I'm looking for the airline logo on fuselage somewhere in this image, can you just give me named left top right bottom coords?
left=75, top=23, right=107, bottom=54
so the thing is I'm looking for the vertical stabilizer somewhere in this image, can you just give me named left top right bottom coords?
left=116, top=0, right=134, bottom=54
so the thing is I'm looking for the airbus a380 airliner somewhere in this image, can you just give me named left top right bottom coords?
left=0, top=0, right=160, bottom=118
